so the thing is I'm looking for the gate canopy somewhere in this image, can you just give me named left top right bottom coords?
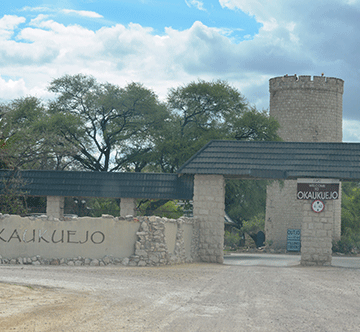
left=177, top=140, right=360, bottom=181
left=0, top=170, right=194, bottom=199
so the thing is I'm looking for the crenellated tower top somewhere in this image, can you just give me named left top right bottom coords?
left=269, top=75, right=344, bottom=94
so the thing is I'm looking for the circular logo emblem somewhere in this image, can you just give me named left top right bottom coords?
left=311, top=200, right=325, bottom=213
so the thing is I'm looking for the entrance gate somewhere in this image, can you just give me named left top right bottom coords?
left=178, top=140, right=360, bottom=266
left=2, top=140, right=360, bottom=266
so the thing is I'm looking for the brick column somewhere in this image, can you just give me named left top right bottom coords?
left=301, top=199, right=335, bottom=266
left=120, top=198, right=137, bottom=217
left=193, top=175, right=225, bottom=264
left=46, top=196, right=64, bottom=220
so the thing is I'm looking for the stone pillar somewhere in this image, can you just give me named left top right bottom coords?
left=46, top=196, right=64, bottom=220
left=301, top=199, right=335, bottom=266
left=193, top=174, right=225, bottom=264
left=120, top=198, right=137, bottom=217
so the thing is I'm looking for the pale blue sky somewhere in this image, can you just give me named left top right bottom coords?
left=1, top=0, right=360, bottom=141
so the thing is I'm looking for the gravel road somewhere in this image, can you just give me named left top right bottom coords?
left=1, top=256, right=360, bottom=331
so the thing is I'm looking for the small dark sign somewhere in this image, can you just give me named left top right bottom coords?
left=287, top=229, right=301, bottom=252
left=256, top=231, right=265, bottom=248
left=297, top=183, right=339, bottom=200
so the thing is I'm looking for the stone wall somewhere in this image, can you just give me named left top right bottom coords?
left=0, top=214, right=197, bottom=267
left=266, top=75, right=344, bottom=249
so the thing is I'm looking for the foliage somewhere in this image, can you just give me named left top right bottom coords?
left=241, top=213, right=265, bottom=235
left=48, top=74, right=168, bottom=172
left=332, top=233, right=360, bottom=254
left=137, top=199, right=184, bottom=219
left=333, top=182, right=360, bottom=254
left=224, top=230, right=242, bottom=249
left=152, top=80, right=247, bottom=172
left=0, top=97, right=80, bottom=170
left=0, top=171, right=27, bottom=215
left=341, top=182, right=360, bottom=235
left=88, top=198, right=120, bottom=217
left=233, top=108, right=281, bottom=141
left=225, top=179, right=268, bottom=227
left=63, top=197, right=121, bottom=217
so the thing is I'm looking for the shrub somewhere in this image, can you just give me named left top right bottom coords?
left=332, top=231, right=360, bottom=254
left=224, top=230, right=242, bottom=249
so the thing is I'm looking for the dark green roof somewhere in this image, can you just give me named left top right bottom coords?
left=0, top=170, right=193, bottom=199
left=177, top=140, right=360, bottom=180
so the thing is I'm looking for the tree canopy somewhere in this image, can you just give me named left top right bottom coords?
left=150, top=79, right=280, bottom=173
left=0, top=96, right=79, bottom=170
left=48, top=74, right=168, bottom=172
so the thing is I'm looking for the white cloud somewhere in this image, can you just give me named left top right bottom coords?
left=0, top=77, right=27, bottom=100
left=62, top=9, right=103, bottom=19
left=21, top=6, right=50, bottom=12
left=0, top=15, right=25, bottom=40
left=343, top=119, right=360, bottom=142
left=185, top=0, right=206, bottom=11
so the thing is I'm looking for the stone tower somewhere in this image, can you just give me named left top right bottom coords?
left=265, top=75, right=344, bottom=249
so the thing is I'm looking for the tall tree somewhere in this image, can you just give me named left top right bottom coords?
left=0, top=97, right=79, bottom=170
left=341, top=182, right=360, bottom=235
left=152, top=80, right=246, bottom=172
left=151, top=79, right=280, bottom=173
left=48, top=74, right=168, bottom=172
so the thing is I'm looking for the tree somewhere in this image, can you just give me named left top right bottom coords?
left=151, top=80, right=245, bottom=172
left=233, top=108, right=281, bottom=141
left=332, top=182, right=360, bottom=253
left=48, top=74, right=169, bottom=172
left=0, top=97, right=79, bottom=170
left=341, top=182, right=360, bottom=235
left=151, top=80, right=280, bottom=173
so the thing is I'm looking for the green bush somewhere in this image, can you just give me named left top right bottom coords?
left=224, top=230, right=242, bottom=249
left=241, top=213, right=265, bottom=235
left=332, top=231, right=360, bottom=254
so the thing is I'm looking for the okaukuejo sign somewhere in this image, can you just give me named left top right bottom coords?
left=297, top=182, right=339, bottom=200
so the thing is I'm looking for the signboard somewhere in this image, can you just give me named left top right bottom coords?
left=287, top=229, right=301, bottom=252
left=297, top=180, right=339, bottom=200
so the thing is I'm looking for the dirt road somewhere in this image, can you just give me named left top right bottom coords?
left=1, top=259, right=360, bottom=331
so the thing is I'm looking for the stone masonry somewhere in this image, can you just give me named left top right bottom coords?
left=192, top=174, right=225, bottom=264
left=130, top=216, right=196, bottom=266
left=266, top=75, right=344, bottom=251
left=300, top=199, right=335, bottom=266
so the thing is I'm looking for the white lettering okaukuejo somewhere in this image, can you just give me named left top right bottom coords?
left=297, top=191, right=339, bottom=200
